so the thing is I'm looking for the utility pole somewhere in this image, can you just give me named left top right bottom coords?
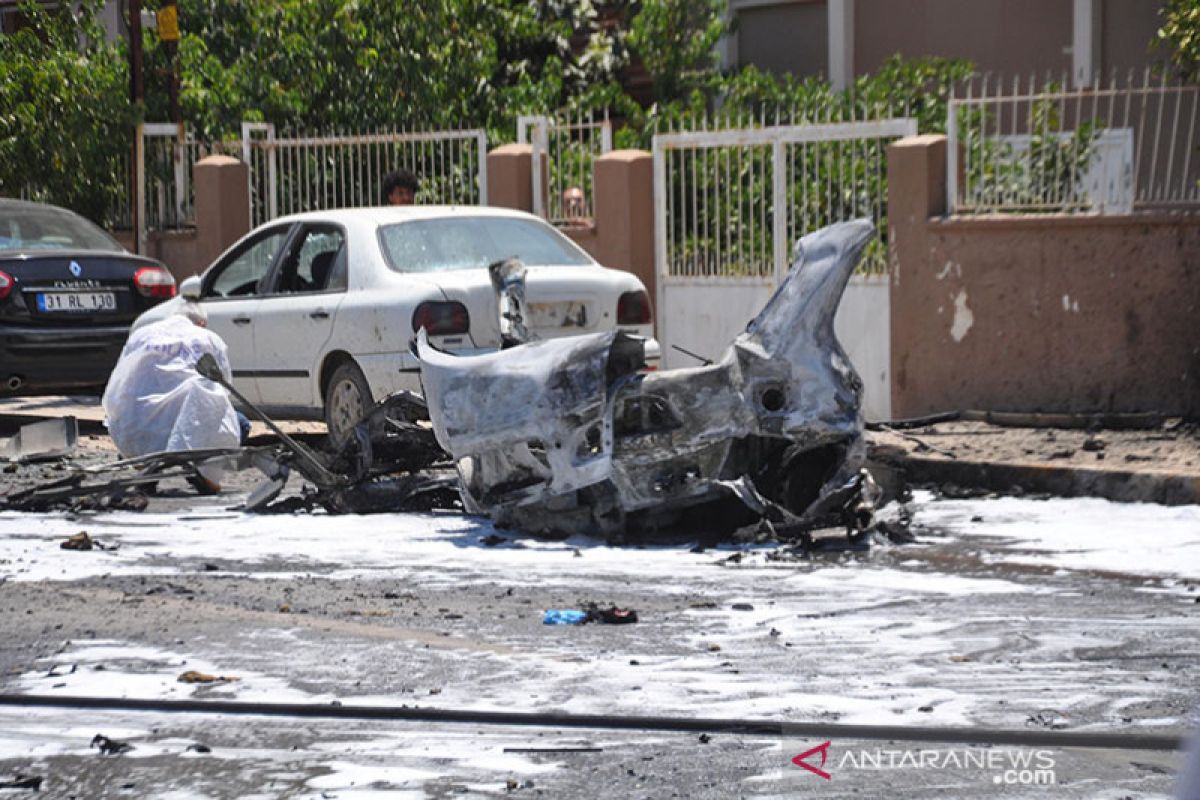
left=158, top=0, right=181, bottom=125
left=157, top=0, right=185, bottom=226
left=129, top=0, right=144, bottom=254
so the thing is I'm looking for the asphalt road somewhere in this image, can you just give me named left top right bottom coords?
left=0, top=483, right=1196, bottom=798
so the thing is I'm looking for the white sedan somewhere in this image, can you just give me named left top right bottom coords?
left=135, top=207, right=659, bottom=438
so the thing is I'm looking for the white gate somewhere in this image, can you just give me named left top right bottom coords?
left=652, top=119, right=916, bottom=422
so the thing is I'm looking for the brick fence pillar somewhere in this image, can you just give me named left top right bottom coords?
left=887, top=134, right=948, bottom=418
left=193, top=155, right=251, bottom=269
left=487, top=144, right=534, bottom=212
left=592, top=149, right=656, bottom=318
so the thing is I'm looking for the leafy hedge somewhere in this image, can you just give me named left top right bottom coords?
left=0, top=1, right=137, bottom=224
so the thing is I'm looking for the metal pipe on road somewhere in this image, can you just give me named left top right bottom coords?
left=0, top=694, right=1182, bottom=752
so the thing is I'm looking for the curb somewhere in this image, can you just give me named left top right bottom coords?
left=889, top=454, right=1200, bottom=506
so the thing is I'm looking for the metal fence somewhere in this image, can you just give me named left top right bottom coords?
left=653, top=117, right=918, bottom=281
left=141, top=124, right=242, bottom=232
left=948, top=70, right=1200, bottom=215
left=518, top=111, right=612, bottom=226
left=108, top=123, right=487, bottom=243
left=107, top=124, right=237, bottom=242
left=244, top=126, right=489, bottom=227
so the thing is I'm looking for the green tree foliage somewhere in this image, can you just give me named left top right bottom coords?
left=0, top=1, right=137, bottom=224
left=146, top=0, right=634, bottom=141
left=627, top=0, right=726, bottom=102
left=1156, top=0, right=1200, bottom=82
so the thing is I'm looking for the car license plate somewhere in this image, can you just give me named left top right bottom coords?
left=36, top=292, right=117, bottom=313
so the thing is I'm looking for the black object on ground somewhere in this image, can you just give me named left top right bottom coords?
left=90, top=733, right=133, bottom=755
left=584, top=603, right=638, bottom=624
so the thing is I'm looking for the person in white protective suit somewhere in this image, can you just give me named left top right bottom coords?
left=102, top=302, right=245, bottom=493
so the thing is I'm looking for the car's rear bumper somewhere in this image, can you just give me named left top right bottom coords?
left=0, top=324, right=129, bottom=395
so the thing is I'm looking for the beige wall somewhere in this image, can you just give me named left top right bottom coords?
left=735, top=0, right=1166, bottom=81
left=737, top=1, right=828, bottom=77
left=1102, top=0, right=1170, bottom=75
left=856, top=0, right=1072, bottom=77
left=888, top=134, right=1200, bottom=417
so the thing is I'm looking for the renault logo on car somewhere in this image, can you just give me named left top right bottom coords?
left=69, top=261, right=83, bottom=277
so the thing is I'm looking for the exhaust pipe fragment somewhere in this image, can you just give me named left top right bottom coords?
left=6, top=375, right=23, bottom=391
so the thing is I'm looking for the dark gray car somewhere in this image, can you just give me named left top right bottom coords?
left=0, top=198, right=176, bottom=396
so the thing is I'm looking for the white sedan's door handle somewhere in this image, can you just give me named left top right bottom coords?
left=309, top=309, right=330, bottom=320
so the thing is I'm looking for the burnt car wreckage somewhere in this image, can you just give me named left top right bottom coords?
left=418, top=218, right=880, bottom=541
left=3, top=220, right=880, bottom=543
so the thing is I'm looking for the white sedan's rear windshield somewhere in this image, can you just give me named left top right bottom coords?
left=378, top=217, right=593, bottom=273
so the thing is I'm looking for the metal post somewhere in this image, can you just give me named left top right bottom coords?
left=172, top=124, right=186, bottom=227
left=652, top=135, right=668, bottom=350
left=266, top=125, right=278, bottom=221
left=532, top=119, right=548, bottom=218
left=946, top=99, right=958, bottom=216
left=128, top=0, right=144, bottom=253
left=477, top=132, right=489, bottom=206
left=771, top=137, right=787, bottom=282
left=134, top=123, right=146, bottom=253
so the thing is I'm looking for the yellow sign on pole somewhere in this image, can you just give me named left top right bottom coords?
left=156, top=5, right=179, bottom=41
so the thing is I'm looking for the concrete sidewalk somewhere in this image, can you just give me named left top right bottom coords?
left=0, top=395, right=327, bottom=437
left=868, top=418, right=1200, bottom=506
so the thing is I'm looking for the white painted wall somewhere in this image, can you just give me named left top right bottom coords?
left=659, top=274, right=891, bottom=422
left=833, top=274, right=891, bottom=422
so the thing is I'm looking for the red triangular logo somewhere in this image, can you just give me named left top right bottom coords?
left=791, top=740, right=832, bottom=780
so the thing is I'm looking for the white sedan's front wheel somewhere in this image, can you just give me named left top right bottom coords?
left=325, top=360, right=372, bottom=444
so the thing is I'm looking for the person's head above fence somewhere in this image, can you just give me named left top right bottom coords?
left=383, top=169, right=419, bottom=205
left=562, top=186, right=586, bottom=221
left=178, top=301, right=208, bottom=328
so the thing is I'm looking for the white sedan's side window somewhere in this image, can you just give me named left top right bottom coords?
left=207, top=229, right=290, bottom=298
left=269, top=227, right=346, bottom=294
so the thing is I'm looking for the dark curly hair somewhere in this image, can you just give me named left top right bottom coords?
left=382, top=168, right=420, bottom=203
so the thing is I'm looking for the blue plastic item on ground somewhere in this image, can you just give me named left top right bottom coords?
left=543, top=609, right=588, bottom=625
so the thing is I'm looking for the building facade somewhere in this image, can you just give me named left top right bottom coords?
left=725, top=0, right=1171, bottom=88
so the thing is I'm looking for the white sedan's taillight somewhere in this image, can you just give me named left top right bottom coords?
left=617, top=290, right=652, bottom=325
left=412, top=301, right=470, bottom=335
left=133, top=266, right=177, bottom=299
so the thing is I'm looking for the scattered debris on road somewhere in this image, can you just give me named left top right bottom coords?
left=1026, top=709, right=1071, bottom=730
left=1, top=384, right=458, bottom=516
left=60, top=531, right=115, bottom=551
left=177, top=671, right=240, bottom=684
left=542, top=604, right=639, bottom=625
left=0, top=417, right=78, bottom=462
left=90, top=734, right=134, bottom=755
left=0, top=774, right=43, bottom=791
left=2, top=446, right=251, bottom=513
